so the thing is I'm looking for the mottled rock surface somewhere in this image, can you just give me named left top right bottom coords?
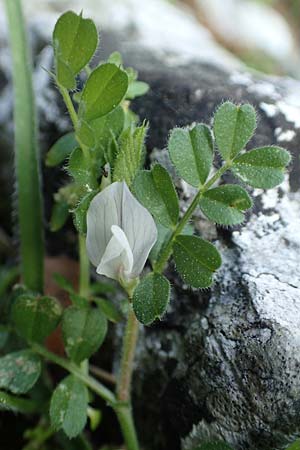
left=0, top=4, right=300, bottom=449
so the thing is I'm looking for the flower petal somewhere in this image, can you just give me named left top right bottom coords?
left=97, top=225, right=134, bottom=281
left=86, top=181, right=157, bottom=278
left=86, top=182, right=123, bottom=267
left=120, top=182, right=157, bottom=277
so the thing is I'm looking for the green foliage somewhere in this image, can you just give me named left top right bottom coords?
left=0, top=390, right=38, bottom=413
left=199, top=184, right=252, bottom=225
left=46, top=132, right=77, bottom=167
left=93, top=298, right=124, bottom=323
left=50, top=374, right=88, bottom=438
left=79, top=63, right=128, bottom=122
left=68, top=147, right=92, bottom=185
left=50, top=199, right=69, bottom=232
left=168, top=123, right=213, bottom=186
left=91, top=106, right=125, bottom=161
left=62, top=306, right=107, bottom=364
left=173, top=235, right=222, bottom=288
left=126, top=80, right=149, bottom=100
left=12, top=294, right=62, bottom=343
left=0, top=266, right=19, bottom=298
left=0, top=350, right=41, bottom=394
left=53, top=10, right=98, bottom=89
left=214, top=102, right=256, bottom=161
left=76, top=120, right=95, bottom=148
left=73, top=191, right=97, bottom=234
left=53, top=273, right=75, bottom=294
left=133, top=273, right=170, bottom=325
left=133, top=164, right=179, bottom=228
left=113, top=123, right=148, bottom=186
left=232, top=146, right=291, bottom=188
left=6, top=0, right=44, bottom=293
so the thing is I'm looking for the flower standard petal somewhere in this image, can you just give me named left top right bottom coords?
left=86, top=181, right=157, bottom=279
left=120, top=182, right=157, bottom=277
left=86, top=182, right=123, bottom=267
left=97, top=225, right=134, bottom=281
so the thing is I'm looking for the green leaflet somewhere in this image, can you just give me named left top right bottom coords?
left=173, top=235, right=222, bottom=288
left=92, top=298, right=124, bottom=323
left=62, top=306, right=107, bottom=364
left=168, top=123, right=214, bottom=187
left=133, top=164, right=179, bottom=228
left=213, top=102, right=256, bottom=161
left=50, top=199, right=69, bottom=232
left=0, top=350, right=41, bottom=394
left=68, top=147, right=92, bottom=185
left=46, top=132, right=77, bottom=167
left=199, top=184, right=252, bottom=225
left=232, top=146, right=291, bottom=189
left=73, top=191, right=97, bottom=234
left=79, top=63, right=128, bottom=122
left=133, top=273, right=170, bottom=325
left=53, top=11, right=98, bottom=89
left=50, top=374, right=88, bottom=438
left=12, top=294, right=62, bottom=343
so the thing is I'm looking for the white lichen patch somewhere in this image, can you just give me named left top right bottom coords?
left=275, top=127, right=296, bottom=142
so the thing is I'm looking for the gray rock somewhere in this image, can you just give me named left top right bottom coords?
left=1, top=12, right=300, bottom=450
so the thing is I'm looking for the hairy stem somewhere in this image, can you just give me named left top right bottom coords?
left=58, top=84, right=91, bottom=164
left=116, top=305, right=140, bottom=450
left=154, top=162, right=231, bottom=273
left=115, top=405, right=139, bottom=450
left=5, top=0, right=44, bottom=292
left=117, top=306, right=139, bottom=402
left=79, top=234, right=90, bottom=298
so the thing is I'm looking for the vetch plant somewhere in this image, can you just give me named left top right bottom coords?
left=2, top=4, right=293, bottom=450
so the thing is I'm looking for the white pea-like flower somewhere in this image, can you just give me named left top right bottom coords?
left=86, top=181, right=157, bottom=284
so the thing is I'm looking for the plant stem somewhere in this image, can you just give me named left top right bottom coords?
left=59, top=84, right=78, bottom=128
left=154, top=162, right=231, bottom=273
left=117, top=306, right=139, bottom=402
left=79, top=234, right=90, bottom=298
left=115, top=405, right=139, bottom=450
left=32, top=343, right=116, bottom=405
left=5, top=0, right=44, bottom=292
left=115, top=305, right=140, bottom=450
left=58, top=84, right=91, bottom=163
left=89, top=364, right=116, bottom=385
